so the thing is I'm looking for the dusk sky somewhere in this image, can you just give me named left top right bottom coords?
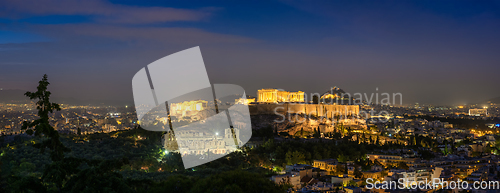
left=1, top=0, right=499, bottom=105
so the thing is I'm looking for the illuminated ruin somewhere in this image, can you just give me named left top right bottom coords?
left=257, top=89, right=305, bottom=103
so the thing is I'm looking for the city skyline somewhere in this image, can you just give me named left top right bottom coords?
left=2, top=2, right=500, bottom=192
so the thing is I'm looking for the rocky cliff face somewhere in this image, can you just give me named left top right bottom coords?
left=249, top=114, right=366, bottom=136
left=252, top=115, right=340, bottom=135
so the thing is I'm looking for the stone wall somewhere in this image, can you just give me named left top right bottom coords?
left=249, top=103, right=359, bottom=118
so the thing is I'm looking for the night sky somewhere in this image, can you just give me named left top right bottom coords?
left=1, top=0, right=499, bottom=105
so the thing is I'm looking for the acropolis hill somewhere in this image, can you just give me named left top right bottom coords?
left=249, top=88, right=363, bottom=135
left=251, top=88, right=359, bottom=117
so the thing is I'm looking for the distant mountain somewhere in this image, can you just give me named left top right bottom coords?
left=0, top=89, right=83, bottom=104
left=320, top=87, right=347, bottom=97
left=0, top=89, right=132, bottom=106
left=0, top=89, right=29, bottom=103
left=469, top=96, right=500, bottom=106
left=486, top=96, right=500, bottom=104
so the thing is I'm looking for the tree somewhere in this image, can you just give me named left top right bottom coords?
left=338, top=154, right=348, bottom=163
left=442, top=143, right=451, bottom=156
left=60, top=159, right=132, bottom=192
left=189, top=170, right=283, bottom=193
left=286, top=150, right=305, bottom=165
left=21, top=74, right=70, bottom=161
left=335, top=164, right=345, bottom=175
left=312, top=95, right=319, bottom=104
left=355, top=156, right=372, bottom=171
left=347, top=180, right=358, bottom=187
left=314, top=127, right=321, bottom=138
left=483, top=144, right=493, bottom=155
left=380, top=170, right=388, bottom=178
left=396, top=162, right=409, bottom=170
left=353, top=166, right=363, bottom=179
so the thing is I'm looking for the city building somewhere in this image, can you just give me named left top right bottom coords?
left=331, top=175, right=353, bottom=186
left=366, top=154, right=404, bottom=166
left=392, top=167, right=443, bottom=189
left=271, top=174, right=301, bottom=189
left=313, top=159, right=338, bottom=174
left=469, top=108, right=487, bottom=116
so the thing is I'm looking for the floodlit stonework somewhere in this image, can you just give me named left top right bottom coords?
left=257, top=89, right=305, bottom=103
left=235, top=98, right=255, bottom=105
left=170, top=100, right=208, bottom=117
left=249, top=103, right=360, bottom=118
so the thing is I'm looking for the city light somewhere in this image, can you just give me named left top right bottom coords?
left=1, top=3, right=500, bottom=192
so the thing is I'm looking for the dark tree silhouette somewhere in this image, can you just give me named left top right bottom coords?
left=21, top=74, right=70, bottom=161
left=353, top=166, right=363, bottom=179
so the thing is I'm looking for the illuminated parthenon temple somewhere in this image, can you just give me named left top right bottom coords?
left=257, top=89, right=305, bottom=103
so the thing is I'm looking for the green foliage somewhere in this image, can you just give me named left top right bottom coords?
left=396, top=161, right=409, bottom=170
left=139, top=175, right=195, bottom=193
left=337, top=154, right=349, bottom=163
left=7, top=175, right=46, bottom=193
left=61, top=159, right=132, bottom=193
left=313, top=127, right=321, bottom=138
left=354, top=156, right=372, bottom=171
left=294, top=130, right=310, bottom=138
left=189, top=170, right=284, bottom=193
left=285, top=150, right=305, bottom=165
left=335, top=164, right=345, bottom=175
left=347, top=180, right=358, bottom=187
left=353, top=166, right=363, bottom=178
left=21, top=74, right=69, bottom=161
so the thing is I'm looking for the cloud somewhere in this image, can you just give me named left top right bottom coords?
left=0, top=0, right=215, bottom=24
left=32, top=24, right=258, bottom=44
